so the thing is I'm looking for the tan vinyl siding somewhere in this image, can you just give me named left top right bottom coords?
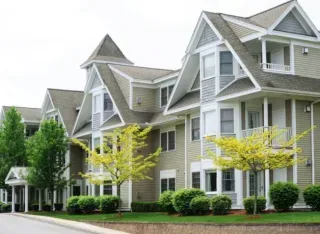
left=313, top=103, right=320, bottom=184
left=227, top=21, right=258, bottom=38
left=132, top=87, right=155, bottom=112
left=202, top=78, right=215, bottom=103
left=187, top=115, right=201, bottom=187
left=243, top=172, right=247, bottom=198
left=294, top=45, right=320, bottom=79
left=285, top=99, right=292, bottom=127
left=296, top=100, right=312, bottom=204
left=287, top=166, right=293, bottom=182
left=153, top=124, right=185, bottom=200
left=70, top=145, right=85, bottom=179
left=113, top=72, right=130, bottom=106
left=284, top=46, right=290, bottom=66
left=120, top=181, right=130, bottom=208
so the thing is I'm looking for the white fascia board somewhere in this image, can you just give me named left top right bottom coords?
left=191, top=40, right=224, bottom=55
left=148, top=118, right=184, bottom=127
left=73, top=130, right=92, bottom=139
left=57, top=109, right=69, bottom=137
left=108, top=65, right=134, bottom=82
left=186, top=12, right=207, bottom=53
left=71, top=93, right=89, bottom=136
left=222, top=15, right=267, bottom=33
left=153, top=72, right=179, bottom=83
left=203, top=13, right=224, bottom=41
left=84, top=66, right=97, bottom=93
left=241, top=32, right=266, bottom=43
left=165, top=103, right=200, bottom=116
left=100, top=122, right=125, bottom=132
left=80, top=60, right=133, bottom=69
left=270, top=31, right=319, bottom=42
left=261, top=87, right=320, bottom=98
left=215, top=88, right=261, bottom=102
left=40, top=90, right=52, bottom=115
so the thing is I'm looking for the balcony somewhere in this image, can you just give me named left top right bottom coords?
left=241, top=126, right=293, bottom=148
left=260, top=63, right=292, bottom=74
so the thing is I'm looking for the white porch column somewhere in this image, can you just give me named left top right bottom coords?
left=236, top=101, right=243, bottom=206
left=24, top=185, right=28, bottom=212
left=291, top=99, right=298, bottom=184
left=100, top=185, right=103, bottom=196
left=5, top=190, right=8, bottom=204
left=264, top=97, right=270, bottom=208
left=63, top=188, right=67, bottom=211
left=39, top=189, right=42, bottom=211
left=216, top=102, right=222, bottom=195
left=11, top=186, right=15, bottom=213
left=53, top=190, right=57, bottom=211
left=0, top=189, right=3, bottom=202
left=262, top=39, right=267, bottom=69
left=290, top=42, right=295, bottom=74
left=92, top=185, right=96, bottom=196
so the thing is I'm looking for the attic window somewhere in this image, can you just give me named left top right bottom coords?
left=104, top=93, right=113, bottom=111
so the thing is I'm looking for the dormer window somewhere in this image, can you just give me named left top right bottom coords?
left=93, top=94, right=101, bottom=113
left=160, top=85, right=174, bottom=107
left=104, top=93, right=113, bottom=111
left=203, top=53, right=215, bottom=78
left=220, top=51, right=233, bottom=75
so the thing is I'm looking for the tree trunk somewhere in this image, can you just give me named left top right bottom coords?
left=51, top=188, right=54, bottom=212
left=117, top=184, right=122, bottom=217
left=254, top=171, right=258, bottom=215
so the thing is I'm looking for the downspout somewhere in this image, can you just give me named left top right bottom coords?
left=185, top=115, right=188, bottom=188
left=311, top=100, right=320, bottom=185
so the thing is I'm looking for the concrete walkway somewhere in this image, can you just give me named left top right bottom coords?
left=9, top=213, right=129, bottom=234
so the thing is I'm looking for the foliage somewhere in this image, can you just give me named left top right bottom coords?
left=211, top=195, right=232, bottom=215
left=27, top=120, right=69, bottom=211
left=1, top=203, right=11, bottom=212
left=31, top=203, right=39, bottom=211
left=66, top=196, right=81, bottom=214
left=54, top=203, right=63, bottom=211
left=243, top=196, right=266, bottom=214
left=158, top=190, right=175, bottom=214
left=189, top=196, right=210, bottom=215
left=72, top=124, right=161, bottom=215
left=269, top=182, right=299, bottom=212
left=303, top=185, right=320, bottom=211
left=0, top=202, right=3, bottom=212
left=94, top=196, right=101, bottom=210
left=0, top=107, right=27, bottom=189
left=100, top=196, right=120, bottom=213
left=43, top=204, right=51, bottom=212
left=206, top=126, right=311, bottom=214
left=172, top=188, right=206, bottom=215
left=77, top=196, right=96, bottom=214
left=131, top=202, right=162, bottom=212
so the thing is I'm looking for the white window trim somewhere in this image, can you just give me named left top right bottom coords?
left=203, top=110, right=217, bottom=137
left=160, top=169, right=176, bottom=194
left=160, top=129, right=176, bottom=152
left=190, top=116, right=200, bottom=142
left=220, top=108, right=235, bottom=135
left=202, top=52, right=216, bottom=80
left=205, top=169, right=218, bottom=193
left=160, top=85, right=174, bottom=108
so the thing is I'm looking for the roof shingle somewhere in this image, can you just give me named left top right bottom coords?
left=3, top=106, right=41, bottom=122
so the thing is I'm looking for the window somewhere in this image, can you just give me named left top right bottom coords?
left=192, top=172, right=200, bottom=189
left=104, top=93, right=113, bottom=111
left=221, top=109, right=234, bottom=133
left=161, top=178, right=175, bottom=193
left=73, top=186, right=81, bottom=196
left=103, top=181, right=113, bottom=195
left=160, top=131, right=175, bottom=152
left=205, top=170, right=217, bottom=192
left=220, top=51, right=233, bottom=75
left=203, top=53, right=215, bottom=78
left=54, top=115, right=59, bottom=122
left=222, top=169, right=235, bottom=192
left=204, top=110, right=216, bottom=135
left=249, top=172, right=255, bottom=196
left=93, top=94, right=101, bottom=113
left=191, top=117, right=200, bottom=141
left=248, top=111, right=260, bottom=129
left=160, top=85, right=174, bottom=107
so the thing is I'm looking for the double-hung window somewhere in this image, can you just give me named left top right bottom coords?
left=191, top=117, right=200, bottom=141
left=205, top=170, right=217, bottom=192
left=161, top=178, right=175, bottom=193
left=222, top=169, right=235, bottom=192
left=203, top=110, right=216, bottom=136
left=192, top=172, right=200, bottom=189
left=93, top=94, right=101, bottom=113
left=104, top=93, right=113, bottom=111
left=220, top=51, right=233, bottom=75
left=103, top=181, right=113, bottom=195
left=160, top=131, right=175, bottom=152
left=160, top=85, right=174, bottom=107
left=203, top=53, right=215, bottom=78
left=221, top=109, right=234, bottom=134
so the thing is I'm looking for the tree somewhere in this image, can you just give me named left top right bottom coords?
left=205, top=126, right=311, bottom=215
left=27, top=120, right=69, bottom=211
left=0, top=107, right=27, bottom=189
left=72, top=124, right=161, bottom=216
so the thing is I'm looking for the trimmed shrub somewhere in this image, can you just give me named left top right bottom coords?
left=66, top=196, right=81, bottom=214
left=1, top=204, right=11, bottom=212
left=131, top=202, right=162, bottom=212
left=100, top=196, right=120, bottom=213
left=243, top=196, right=266, bottom=214
left=31, top=203, right=39, bottom=211
left=158, top=190, right=175, bottom=214
left=0, top=202, right=3, bottom=212
left=211, top=195, right=232, bottom=215
left=78, top=196, right=96, bottom=214
left=190, top=196, right=210, bottom=215
left=54, top=203, right=63, bottom=211
left=43, top=204, right=51, bottom=211
left=172, top=188, right=206, bottom=215
left=94, top=197, right=101, bottom=210
left=303, top=185, right=320, bottom=211
left=269, top=182, right=299, bottom=212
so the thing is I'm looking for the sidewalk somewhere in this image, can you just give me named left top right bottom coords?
left=11, top=213, right=130, bottom=234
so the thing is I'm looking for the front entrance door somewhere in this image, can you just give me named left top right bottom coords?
left=249, top=171, right=265, bottom=197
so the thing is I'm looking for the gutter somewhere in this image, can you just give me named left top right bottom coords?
left=311, top=99, right=320, bottom=185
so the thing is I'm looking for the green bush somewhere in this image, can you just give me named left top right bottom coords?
left=100, top=196, right=120, bottom=213
left=190, top=196, right=210, bottom=215
left=54, top=203, right=63, bottom=211
left=131, top=202, right=162, bottom=212
left=0, top=202, right=3, bottom=212
left=269, top=182, right=299, bottom=212
left=303, top=185, right=320, bottom=211
left=66, top=196, right=81, bottom=214
left=1, top=204, right=11, bottom=212
left=78, top=196, right=96, bottom=214
left=94, top=197, right=101, bottom=210
left=158, top=190, right=175, bottom=214
left=243, top=196, right=266, bottom=214
left=172, top=188, right=206, bottom=215
left=211, top=195, right=232, bottom=215
left=31, top=203, right=39, bottom=211
left=43, top=204, right=51, bottom=211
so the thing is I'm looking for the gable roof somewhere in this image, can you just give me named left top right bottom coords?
left=2, top=106, right=41, bottom=123
left=47, top=89, right=84, bottom=136
left=81, top=34, right=133, bottom=67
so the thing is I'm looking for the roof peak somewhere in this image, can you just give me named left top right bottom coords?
left=48, top=88, right=83, bottom=93
left=110, top=63, right=174, bottom=72
left=247, top=0, right=294, bottom=19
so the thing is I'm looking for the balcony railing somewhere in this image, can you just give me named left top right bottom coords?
left=241, top=126, right=293, bottom=147
left=260, top=63, right=292, bottom=74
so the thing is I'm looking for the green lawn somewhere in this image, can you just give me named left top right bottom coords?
left=27, top=211, right=320, bottom=224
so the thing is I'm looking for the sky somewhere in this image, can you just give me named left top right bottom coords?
left=0, top=0, right=317, bottom=108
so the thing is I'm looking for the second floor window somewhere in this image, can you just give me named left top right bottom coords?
left=191, top=117, right=200, bottom=141
left=161, top=85, right=174, bottom=107
left=104, top=93, right=113, bottom=111
left=220, top=51, right=233, bottom=75
left=203, top=53, right=215, bottom=78
left=221, top=109, right=234, bottom=134
left=93, top=94, right=101, bottom=113
left=203, top=110, right=216, bottom=136
left=160, top=130, right=175, bottom=152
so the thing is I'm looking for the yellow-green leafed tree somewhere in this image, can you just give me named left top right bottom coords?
left=206, top=126, right=312, bottom=215
left=72, top=124, right=161, bottom=215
